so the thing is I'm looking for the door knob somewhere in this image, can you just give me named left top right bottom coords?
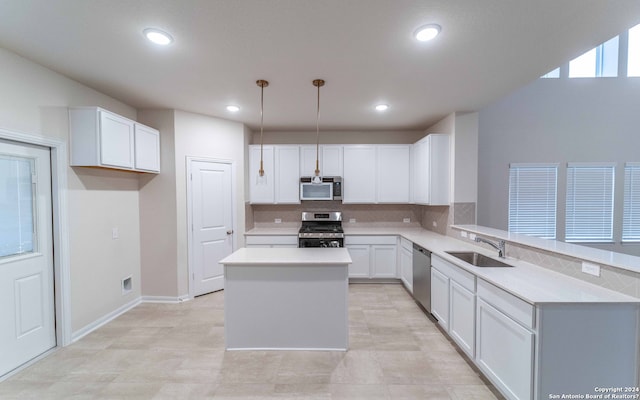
left=226, top=230, right=234, bottom=235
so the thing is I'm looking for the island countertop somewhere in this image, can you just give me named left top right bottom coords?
left=219, top=247, right=352, bottom=265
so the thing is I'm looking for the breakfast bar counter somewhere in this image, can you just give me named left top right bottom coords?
left=219, top=247, right=352, bottom=351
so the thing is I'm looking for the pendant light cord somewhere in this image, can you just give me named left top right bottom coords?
left=312, top=79, right=325, bottom=178
left=257, top=80, right=269, bottom=177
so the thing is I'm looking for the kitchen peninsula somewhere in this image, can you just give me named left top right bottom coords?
left=219, top=247, right=351, bottom=350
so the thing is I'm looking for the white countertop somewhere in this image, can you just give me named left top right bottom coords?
left=244, top=225, right=640, bottom=304
left=220, top=247, right=352, bottom=265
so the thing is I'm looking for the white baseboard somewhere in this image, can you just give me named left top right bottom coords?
left=141, top=295, right=191, bottom=303
left=70, top=297, right=142, bottom=343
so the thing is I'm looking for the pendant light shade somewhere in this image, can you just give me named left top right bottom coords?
left=256, top=79, right=269, bottom=185
left=312, top=79, right=325, bottom=184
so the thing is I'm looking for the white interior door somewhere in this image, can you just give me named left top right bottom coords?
left=0, top=139, right=55, bottom=377
left=190, top=160, right=233, bottom=296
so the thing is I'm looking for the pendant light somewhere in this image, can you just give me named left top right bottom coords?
left=256, top=79, right=269, bottom=185
left=312, top=79, right=325, bottom=184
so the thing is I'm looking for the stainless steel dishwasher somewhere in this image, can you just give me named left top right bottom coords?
left=412, top=244, right=432, bottom=313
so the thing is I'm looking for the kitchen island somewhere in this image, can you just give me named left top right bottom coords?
left=219, top=247, right=351, bottom=351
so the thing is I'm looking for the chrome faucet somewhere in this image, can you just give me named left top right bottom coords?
left=475, top=237, right=506, bottom=258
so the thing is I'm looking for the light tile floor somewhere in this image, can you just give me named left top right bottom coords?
left=0, top=284, right=503, bottom=399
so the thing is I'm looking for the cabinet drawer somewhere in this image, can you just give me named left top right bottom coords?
left=477, top=279, right=534, bottom=329
left=344, top=235, right=396, bottom=245
left=245, top=235, right=298, bottom=246
left=432, top=255, right=475, bottom=292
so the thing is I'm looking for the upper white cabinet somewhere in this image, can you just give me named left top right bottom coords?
left=300, top=145, right=343, bottom=177
left=134, top=123, right=161, bottom=172
left=248, top=145, right=300, bottom=204
left=343, top=145, right=377, bottom=203
left=69, top=107, right=160, bottom=173
left=376, top=145, right=411, bottom=203
left=343, top=145, right=411, bottom=204
left=275, top=146, right=301, bottom=204
left=412, top=134, right=449, bottom=205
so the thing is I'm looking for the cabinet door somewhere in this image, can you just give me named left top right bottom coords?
left=412, top=139, right=428, bottom=204
left=300, top=145, right=320, bottom=177
left=371, top=245, right=397, bottom=278
left=400, top=247, right=413, bottom=293
left=343, top=145, right=376, bottom=203
left=134, top=123, right=160, bottom=172
left=376, top=145, right=411, bottom=203
left=346, top=245, right=370, bottom=278
left=476, top=298, right=533, bottom=400
left=430, top=267, right=449, bottom=330
left=248, top=145, right=275, bottom=203
left=428, top=134, right=450, bottom=205
left=321, top=145, right=343, bottom=177
left=275, top=146, right=300, bottom=204
left=449, top=280, right=475, bottom=358
left=99, top=110, right=134, bottom=168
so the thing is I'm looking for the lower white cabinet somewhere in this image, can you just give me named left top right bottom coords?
left=476, top=297, right=533, bottom=400
left=245, top=235, right=298, bottom=248
left=431, top=255, right=476, bottom=357
left=399, top=238, right=413, bottom=293
left=345, top=236, right=397, bottom=279
left=430, top=267, right=449, bottom=330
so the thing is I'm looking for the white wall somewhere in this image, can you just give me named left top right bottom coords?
left=0, top=47, right=142, bottom=332
left=478, top=77, right=640, bottom=256
left=174, top=110, right=248, bottom=297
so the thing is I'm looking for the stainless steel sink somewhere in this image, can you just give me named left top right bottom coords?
left=445, top=251, right=513, bottom=268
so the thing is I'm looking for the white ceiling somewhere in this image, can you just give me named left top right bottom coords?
left=1, top=0, right=639, bottom=131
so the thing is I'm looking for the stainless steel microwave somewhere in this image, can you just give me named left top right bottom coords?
left=300, top=176, right=342, bottom=201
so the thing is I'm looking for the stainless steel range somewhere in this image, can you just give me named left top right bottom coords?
left=298, top=211, right=344, bottom=248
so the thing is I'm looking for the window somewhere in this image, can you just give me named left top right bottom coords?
left=565, top=164, right=615, bottom=242
left=623, top=163, right=640, bottom=241
left=541, top=68, right=560, bottom=79
left=628, top=23, right=640, bottom=77
left=508, top=164, right=558, bottom=239
left=569, top=36, right=619, bottom=78
left=0, top=155, right=35, bottom=257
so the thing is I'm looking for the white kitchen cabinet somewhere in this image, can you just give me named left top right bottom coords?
left=371, top=245, right=397, bottom=278
left=344, top=236, right=397, bottom=279
left=376, top=145, right=411, bottom=203
left=245, top=235, right=298, bottom=248
left=345, top=244, right=370, bottom=278
left=321, top=145, right=343, bottom=177
left=431, top=254, right=476, bottom=357
left=430, top=267, right=449, bottom=330
left=343, top=145, right=377, bottom=203
left=249, top=145, right=300, bottom=204
left=476, top=297, right=533, bottom=400
left=248, top=145, right=275, bottom=203
left=134, top=123, right=160, bottom=172
left=399, top=238, right=413, bottom=293
left=300, top=145, right=321, bottom=177
left=412, top=134, right=450, bottom=205
left=69, top=107, right=160, bottom=173
left=274, top=146, right=300, bottom=204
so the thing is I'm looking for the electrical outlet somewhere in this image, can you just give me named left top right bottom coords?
left=469, top=233, right=476, bottom=241
left=274, top=218, right=282, bottom=224
left=432, top=221, right=437, bottom=227
left=460, top=231, right=468, bottom=238
left=112, top=227, right=119, bottom=239
left=349, top=218, right=356, bottom=223
left=403, top=218, right=411, bottom=223
left=582, top=262, right=601, bottom=277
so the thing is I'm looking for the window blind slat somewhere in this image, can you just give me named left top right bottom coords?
left=508, top=165, right=557, bottom=239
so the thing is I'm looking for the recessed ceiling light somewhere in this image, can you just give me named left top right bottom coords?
left=375, top=104, right=389, bottom=112
left=226, top=105, right=240, bottom=112
left=414, top=24, right=441, bottom=42
left=143, top=28, right=173, bottom=45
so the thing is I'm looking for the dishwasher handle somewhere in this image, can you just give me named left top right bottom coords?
left=413, top=244, right=430, bottom=255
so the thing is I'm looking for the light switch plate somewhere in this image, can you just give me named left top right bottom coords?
left=349, top=218, right=356, bottom=223
left=460, top=231, right=468, bottom=238
left=274, top=218, right=282, bottom=224
left=582, top=262, right=601, bottom=277
left=469, top=233, right=476, bottom=241
left=403, top=218, right=411, bottom=223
